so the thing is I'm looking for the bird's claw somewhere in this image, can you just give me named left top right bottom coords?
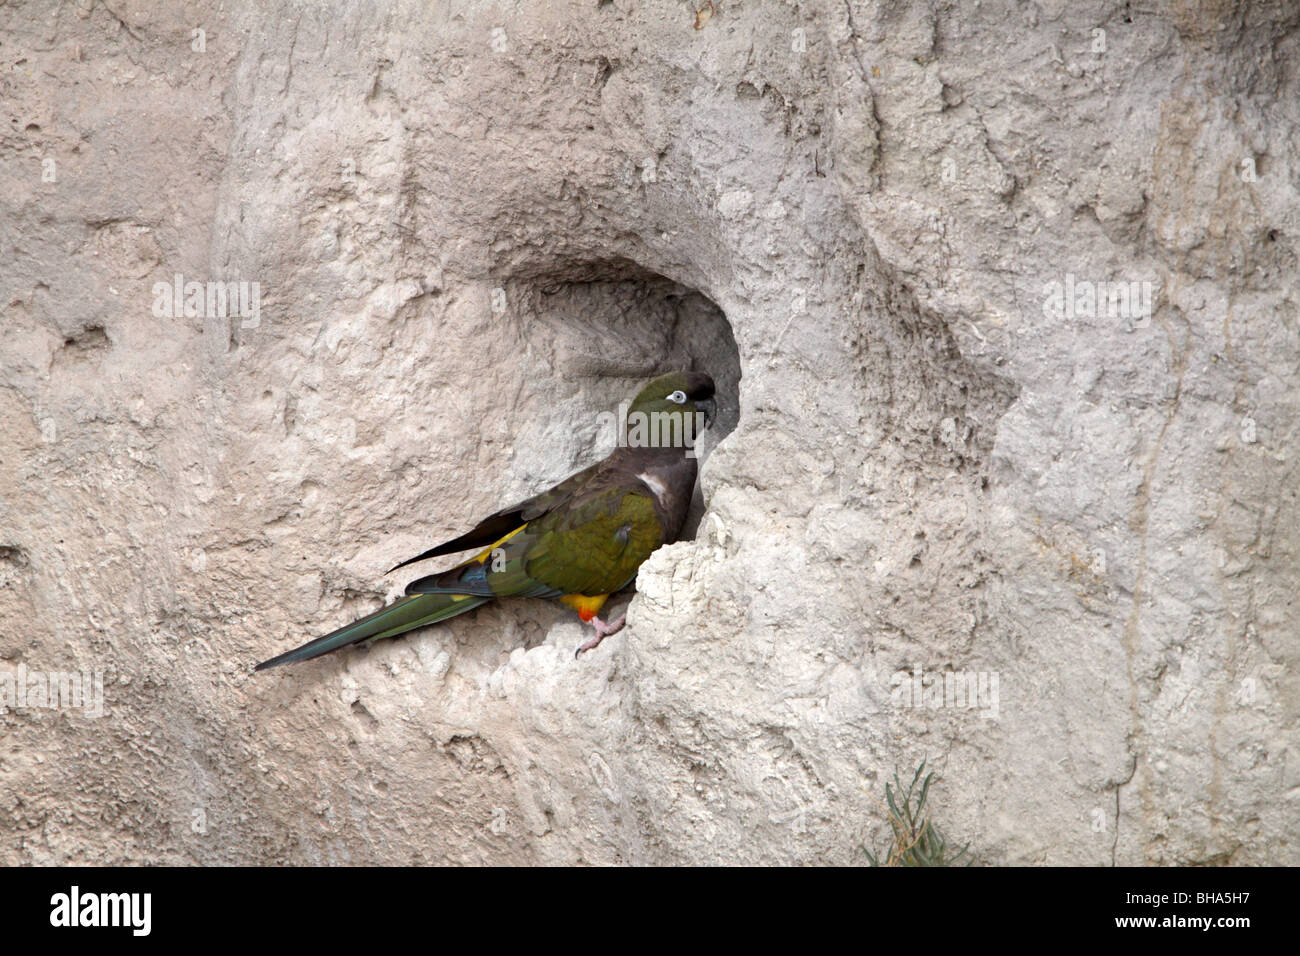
left=574, top=614, right=626, bottom=658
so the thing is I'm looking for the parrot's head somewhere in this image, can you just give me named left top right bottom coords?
left=624, top=371, right=716, bottom=450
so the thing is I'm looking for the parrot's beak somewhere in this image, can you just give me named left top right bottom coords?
left=696, top=397, right=716, bottom=429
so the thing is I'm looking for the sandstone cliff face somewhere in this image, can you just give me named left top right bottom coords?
left=1, top=0, right=1295, bottom=864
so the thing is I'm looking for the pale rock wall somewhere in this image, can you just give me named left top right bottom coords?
left=0, top=0, right=1295, bottom=864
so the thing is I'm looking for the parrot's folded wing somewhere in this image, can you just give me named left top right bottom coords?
left=403, top=478, right=665, bottom=601
left=386, top=461, right=603, bottom=572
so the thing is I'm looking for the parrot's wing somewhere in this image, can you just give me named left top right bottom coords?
left=517, top=482, right=666, bottom=597
left=404, top=468, right=669, bottom=600
left=387, top=461, right=603, bottom=573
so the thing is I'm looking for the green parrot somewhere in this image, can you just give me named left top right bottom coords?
left=254, top=370, right=716, bottom=670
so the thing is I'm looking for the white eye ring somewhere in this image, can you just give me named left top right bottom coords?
left=667, top=390, right=688, bottom=404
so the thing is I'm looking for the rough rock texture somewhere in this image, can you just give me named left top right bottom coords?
left=1, top=0, right=1295, bottom=864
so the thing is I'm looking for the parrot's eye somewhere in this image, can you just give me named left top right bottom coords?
left=667, top=390, right=687, bottom=404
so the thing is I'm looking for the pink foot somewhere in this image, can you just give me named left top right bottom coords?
left=575, top=614, right=626, bottom=657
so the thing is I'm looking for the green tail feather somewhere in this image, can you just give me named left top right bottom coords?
left=254, top=592, right=489, bottom=670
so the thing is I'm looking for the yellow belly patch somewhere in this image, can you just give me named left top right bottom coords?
left=559, top=593, right=610, bottom=622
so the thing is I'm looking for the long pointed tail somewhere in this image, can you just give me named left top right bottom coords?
left=254, top=592, right=489, bottom=671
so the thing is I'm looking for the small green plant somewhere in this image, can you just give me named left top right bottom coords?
left=864, top=760, right=973, bottom=866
